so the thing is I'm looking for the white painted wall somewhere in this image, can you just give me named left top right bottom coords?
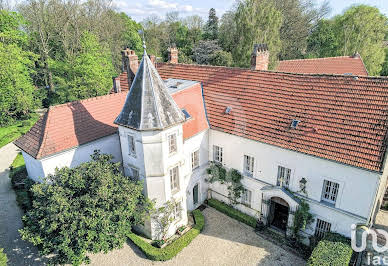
left=182, top=130, right=209, bottom=211
left=24, top=133, right=122, bottom=182
left=209, top=129, right=381, bottom=238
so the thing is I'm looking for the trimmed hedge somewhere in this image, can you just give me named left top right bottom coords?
left=128, top=209, right=205, bottom=261
left=207, top=198, right=257, bottom=228
left=0, top=248, right=7, bottom=266
left=307, top=233, right=352, bottom=266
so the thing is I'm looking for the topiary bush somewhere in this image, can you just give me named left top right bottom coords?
left=307, top=233, right=352, bottom=266
left=128, top=209, right=205, bottom=261
left=207, top=198, right=256, bottom=227
left=0, top=248, right=7, bottom=266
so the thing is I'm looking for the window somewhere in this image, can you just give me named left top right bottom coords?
left=314, top=218, right=331, bottom=239
left=191, top=150, right=199, bottom=170
left=213, top=145, right=223, bottom=163
left=168, top=133, right=177, bottom=154
left=129, top=167, right=139, bottom=180
left=277, top=166, right=291, bottom=188
left=321, top=180, right=339, bottom=204
left=241, top=188, right=252, bottom=207
left=243, top=155, right=254, bottom=177
left=170, top=166, right=179, bottom=191
left=174, top=201, right=182, bottom=220
left=128, top=135, right=136, bottom=156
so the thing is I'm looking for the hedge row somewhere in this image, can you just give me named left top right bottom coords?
left=207, top=198, right=257, bottom=228
left=0, top=248, right=7, bottom=266
left=128, top=209, right=205, bottom=261
left=307, top=233, right=352, bottom=266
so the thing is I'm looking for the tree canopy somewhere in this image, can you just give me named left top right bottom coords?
left=20, top=151, right=152, bottom=265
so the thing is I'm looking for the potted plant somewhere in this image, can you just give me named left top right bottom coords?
left=177, top=225, right=187, bottom=236
left=152, top=239, right=166, bottom=248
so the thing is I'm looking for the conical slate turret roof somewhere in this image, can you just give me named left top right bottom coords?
left=114, top=49, right=185, bottom=130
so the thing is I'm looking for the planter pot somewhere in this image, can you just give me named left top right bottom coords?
left=177, top=226, right=190, bottom=236
left=255, top=220, right=265, bottom=231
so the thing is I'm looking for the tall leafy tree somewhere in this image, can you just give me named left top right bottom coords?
left=203, top=8, right=218, bottom=40
left=233, top=0, right=283, bottom=68
left=54, top=32, right=115, bottom=102
left=335, top=5, right=388, bottom=75
left=0, top=10, right=37, bottom=125
left=20, top=151, right=152, bottom=265
left=307, top=5, right=388, bottom=75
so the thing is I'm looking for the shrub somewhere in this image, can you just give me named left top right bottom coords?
left=128, top=209, right=204, bottom=261
left=0, top=248, right=7, bottom=266
left=207, top=198, right=256, bottom=227
left=307, top=233, right=352, bottom=266
left=19, top=151, right=152, bottom=266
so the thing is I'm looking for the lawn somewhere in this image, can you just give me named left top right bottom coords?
left=0, top=113, right=40, bottom=149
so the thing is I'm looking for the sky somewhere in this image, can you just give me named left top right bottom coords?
left=113, top=0, right=388, bottom=22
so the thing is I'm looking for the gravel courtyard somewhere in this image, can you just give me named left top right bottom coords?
left=89, top=207, right=305, bottom=266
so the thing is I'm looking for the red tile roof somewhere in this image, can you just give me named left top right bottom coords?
left=14, top=84, right=207, bottom=159
left=171, top=83, right=209, bottom=139
left=156, top=63, right=388, bottom=172
left=276, top=56, right=368, bottom=76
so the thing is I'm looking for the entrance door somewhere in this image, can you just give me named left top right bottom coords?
left=193, top=184, right=199, bottom=205
left=270, top=198, right=289, bottom=231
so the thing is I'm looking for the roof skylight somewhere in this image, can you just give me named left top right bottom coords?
left=291, top=119, right=300, bottom=129
left=182, top=109, right=191, bottom=119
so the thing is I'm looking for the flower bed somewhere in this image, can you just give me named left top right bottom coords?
left=128, top=209, right=205, bottom=261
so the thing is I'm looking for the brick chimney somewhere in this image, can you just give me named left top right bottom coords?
left=168, top=47, right=178, bottom=64
left=121, top=48, right=139, bottom=85
left=251, top=44, right=269, bottom=71
left=112, top=77, right=121, bottom=93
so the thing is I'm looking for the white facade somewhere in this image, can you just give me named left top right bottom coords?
left=208, top=129, right=385, bottom=239
left=23, top=134, right=122, bottom=183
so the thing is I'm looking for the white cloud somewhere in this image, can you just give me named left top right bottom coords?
left=112, top=0, right=207, bottom=21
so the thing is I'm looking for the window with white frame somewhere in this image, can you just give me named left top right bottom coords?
left=173, top=200, right=182, bottom=220
left=241, top=188, right=252, bottom=207
left=243, top=155, right=254, bottom=177
left=128, top=135, right=136, bottom=156
left=168, top=133, right=177, bottom=154
left=129, top=167, right=139, bottom=180
left=321, top=180, right=339, bottom=204
left=170, top=166, right=179, bottom=191
left=191, top=150, right=199, bottom=170
left=213, top=145, right=223, bottom=163
left=277, top=166, right=291, bottom=188
left=314, top=218, right=331, bottom=239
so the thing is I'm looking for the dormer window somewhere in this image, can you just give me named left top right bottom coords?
left=168, top=133, right=177, bottom=154
left=290, top=119, right=300, bottom=129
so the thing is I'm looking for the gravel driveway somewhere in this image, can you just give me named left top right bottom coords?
left=0, top=143, right=46, bottom=265
left=89, top=207, right=305, bottom=266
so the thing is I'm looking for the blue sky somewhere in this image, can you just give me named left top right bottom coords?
left=114, top=0, right=388, bottom=22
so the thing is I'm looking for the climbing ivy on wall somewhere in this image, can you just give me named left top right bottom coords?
left=206, top=162, right=244, bottom=205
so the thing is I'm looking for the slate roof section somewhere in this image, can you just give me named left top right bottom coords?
left=14, top=81, right=206, bottom=159
left=114, top=51, right=185, bottom=130
left=276, top=55, right=368, bottom=76
left=157, top=63, right=388, bottom=172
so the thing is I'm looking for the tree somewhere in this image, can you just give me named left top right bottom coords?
left=291, top=200, right=313, bottom=242
left=307, top=5, right=388, bottom=75
left=218, top=11, right=238, bottom=54
left=193, top=40, right=221, bottom=65
left=0, top=10, right=37, bottom=125
left=381, top=48, right=388, bottom=76
left=211, top=50, right=233, bottom=66
left=54, top=32, right=115, bottom=102
left=20, top=151, right=152, bottom=265
left=273, top=0, right=331, bottom=60
left=233, top=0, right=283, bottom=68
left=203, top=8, right=218, bottom=40
left=336, top=5, right=388, bottom=75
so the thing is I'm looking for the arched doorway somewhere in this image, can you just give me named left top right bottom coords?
left=268, top=197, right=289, bottom=231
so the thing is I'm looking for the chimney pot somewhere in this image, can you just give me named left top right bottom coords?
left=251, top=44, right=269, bottom=71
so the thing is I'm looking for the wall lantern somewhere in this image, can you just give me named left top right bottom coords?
left=299, top=178, right=307, bottom=193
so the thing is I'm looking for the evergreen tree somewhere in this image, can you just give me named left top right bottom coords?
left=203, top=8, right=218, bottom=40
